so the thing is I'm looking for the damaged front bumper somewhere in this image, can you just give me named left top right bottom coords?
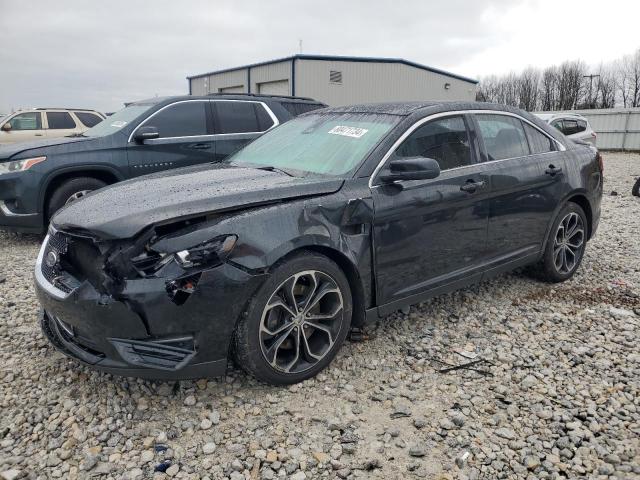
left=34, top=232, right=267, bottom=380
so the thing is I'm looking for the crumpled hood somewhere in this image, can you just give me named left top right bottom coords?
left=0, top=136, right=91, bottom=160
left=52, top=164, right=344, bottom=240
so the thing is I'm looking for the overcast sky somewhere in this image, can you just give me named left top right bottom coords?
left=1, top=0, right=638, bottom=114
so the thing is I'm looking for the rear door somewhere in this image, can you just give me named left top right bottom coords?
left=474, top=113, right=566, bottom=263
left=127, top=100, right=215, bottom=176
left=211, top=100, right=277, bottom=162
left=45, top=111, right=79, bottom=139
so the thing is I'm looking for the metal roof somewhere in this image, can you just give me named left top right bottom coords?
left=187, top=54, right=478, bottom=85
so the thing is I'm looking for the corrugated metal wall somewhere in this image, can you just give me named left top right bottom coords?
left=294, top=59, right=476, bottom=106
left=205, top=69, right=248, bottom=94
left=537, top=108, right=640, bottom=151
left=250, top=61, right=291, bottom=94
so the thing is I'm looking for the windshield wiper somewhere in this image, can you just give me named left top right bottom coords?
left=66, top=133, right=86, bottom=138
left=253, top=165, right=296, bottom=177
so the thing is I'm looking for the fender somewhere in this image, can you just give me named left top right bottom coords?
left=39, top=164, right=126, bottom=212
left=540, top=189, right=592, bottom=253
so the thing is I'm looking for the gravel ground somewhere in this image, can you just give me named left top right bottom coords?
left=0, top=152, right=639, bottom=480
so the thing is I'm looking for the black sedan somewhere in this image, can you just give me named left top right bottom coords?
left=35, top=101, right=603, bottom=385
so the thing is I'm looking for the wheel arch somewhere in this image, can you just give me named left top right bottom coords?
left=565, top=193, right=593, bottom=240
left=273, top=245, right=367, bottom=328
left=41, top=166, right=123, bottom=222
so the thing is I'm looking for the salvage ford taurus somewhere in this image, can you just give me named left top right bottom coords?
left=35, top=102, right=603, bottom=385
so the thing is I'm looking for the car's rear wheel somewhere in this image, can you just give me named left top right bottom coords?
left=234, top=251, right=352, bottom=385
left=538, top=202, right=587, bottom=283
left=47, top=177, right=107, bottom=220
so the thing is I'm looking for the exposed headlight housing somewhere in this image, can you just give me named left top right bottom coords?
left=174, top=235, right=237, bottom=268
left=0, top=156, right=46, bottom=175
left=131, top=234, right=238, bottom=277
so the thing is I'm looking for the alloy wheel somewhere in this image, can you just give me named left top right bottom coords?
left=259, top=270, right=344, bottom=374
left=553, top=212, right=585, bottom=274
left=64, top=190, right=91, bottom=205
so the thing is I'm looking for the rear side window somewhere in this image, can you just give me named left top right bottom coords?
left=280, top=102, right=325, bottom=117
left=146, top=101, right=208, bottom=138
left=75, top=112, right=103, bottom=128
left=47, top=112, right=76, bottom=129
left=576, top=119, right=587, bottom=133
left=214, top=101, right=260, bottom=134
left=255, top=104, right=275, bottom=131
left=523, top=123, right=556, bottom=154
left=476, top=114, right=529, bottom=161
left=562, top=119, right=579, bottom=136
left=7, top=112, right=42, bottom=130
left=393, top=115, right=473, bottom=171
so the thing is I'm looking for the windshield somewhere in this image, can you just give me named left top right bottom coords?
left=229, top=112, right=399, bottom=176
left=83, top=104, right=154, bottom=137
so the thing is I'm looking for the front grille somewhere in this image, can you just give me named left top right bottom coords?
left=41, top=233, right=73, bottom=293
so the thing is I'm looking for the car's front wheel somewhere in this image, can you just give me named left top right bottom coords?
left=234, top=251, right=352, bottom=385
left=539, top=202, right=588, bottom=282
left=47, top=177, right=107, bottom=220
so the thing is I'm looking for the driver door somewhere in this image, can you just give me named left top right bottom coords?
left=371, top=114, right=490, bottom=307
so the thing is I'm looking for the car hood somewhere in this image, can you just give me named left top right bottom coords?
left=0, top=136, right=92, bottom=160
left=52, top=164, right=344, bottom=240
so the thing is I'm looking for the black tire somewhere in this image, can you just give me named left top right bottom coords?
left=633, top=177, right=640, bottom=197
left=47, top=177, right=107, bottom=220
left=234, top=251, right=353, bottom=385
left=538, top=202, right=588, bottom=283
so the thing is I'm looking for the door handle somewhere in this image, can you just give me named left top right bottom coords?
left=460, top=179, right=485, bottom=193
left=545, top=164, right=563, bottom=176
left=190, top=143, right=211, bottom=150
left=35, top=133, right=43, bottom=136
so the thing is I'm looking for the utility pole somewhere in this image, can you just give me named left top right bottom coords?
left=583, top=74, right=600, bottom=108
left=298, top=39, right=303, bottom=54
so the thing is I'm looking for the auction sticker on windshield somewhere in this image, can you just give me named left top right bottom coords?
left=328, top=125, right=368, bottom=138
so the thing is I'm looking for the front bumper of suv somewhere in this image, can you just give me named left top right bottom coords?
left=34, top=233, right=267, bottom=380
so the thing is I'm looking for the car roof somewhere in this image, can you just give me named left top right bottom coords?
left=319, top=101, right=536, bottom=117
left=534, top=112, right=587, bottom=121
left=129, top=94, right=325, bottom=107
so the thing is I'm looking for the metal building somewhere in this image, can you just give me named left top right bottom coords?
left=187, top=54, right=478, bottom=106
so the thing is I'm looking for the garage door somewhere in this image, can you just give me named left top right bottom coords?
left=219, top=85, right=245, bottom=94
left=258, top=80, right=289, bottom=96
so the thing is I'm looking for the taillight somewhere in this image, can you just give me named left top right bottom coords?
left=596, top=151, right=604, bottom=174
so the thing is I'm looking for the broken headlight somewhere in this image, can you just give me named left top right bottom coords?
left=131, top=234, right=238, bottom=277
left=174, top=235, right=237, bottom=269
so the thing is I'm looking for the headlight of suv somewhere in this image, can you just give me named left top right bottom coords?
left=0, top=156, right=47, bottom=175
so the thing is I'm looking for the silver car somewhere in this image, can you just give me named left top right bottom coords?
left=535, top=113, right=597, bottom=146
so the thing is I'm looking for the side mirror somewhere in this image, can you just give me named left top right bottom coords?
left=380, top=156, right=441, bottom=183
left=133, top=126, right=159, bottom=142
left=1, top=122, right=11, bottom=132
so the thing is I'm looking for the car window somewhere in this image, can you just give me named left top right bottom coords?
left=7, top=112, right=42, bottom=130
left=74, top=112, right=103, bottom=128
left=551, top=119, right=564, bottom=132
left=47, top=111, right=76, bottom=129
left=280, top=102, right=325, bottom=117
left=576, top=119, right=587, bottom=133
left=146, top=101, right=208, bottom=138
left=254, top=104, right=275, bottom=131
left=562, top=119, right=579, bottom=136
left=392, top=115, right=473, bottom=171
left=476, top=114, right=529, bottom=161
left=214, top=101, right=260, bottom=134
left=523, top=123, right=556, bottom=154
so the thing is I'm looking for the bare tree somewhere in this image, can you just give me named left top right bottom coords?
left=518, top=67, right=540, bottom=111
left=540, top=66, right=559, bottom=111
left=618, top=49, right=640, bottom=107
left=595, top=63, right=617, bottom=109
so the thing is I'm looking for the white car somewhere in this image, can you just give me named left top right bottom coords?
left=0, top=108, right=105, bottom=144
left=535, top=113, right=597, bottom=146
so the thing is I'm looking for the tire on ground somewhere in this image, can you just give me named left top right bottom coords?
left=537, top=202, right=588, bottom=283
left=233, top=250, right=353, bottom=385
left=47, top=177, right=107, bottom=220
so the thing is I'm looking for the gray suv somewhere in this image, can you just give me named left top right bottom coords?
left=0, top=94, right=325, bottom=233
